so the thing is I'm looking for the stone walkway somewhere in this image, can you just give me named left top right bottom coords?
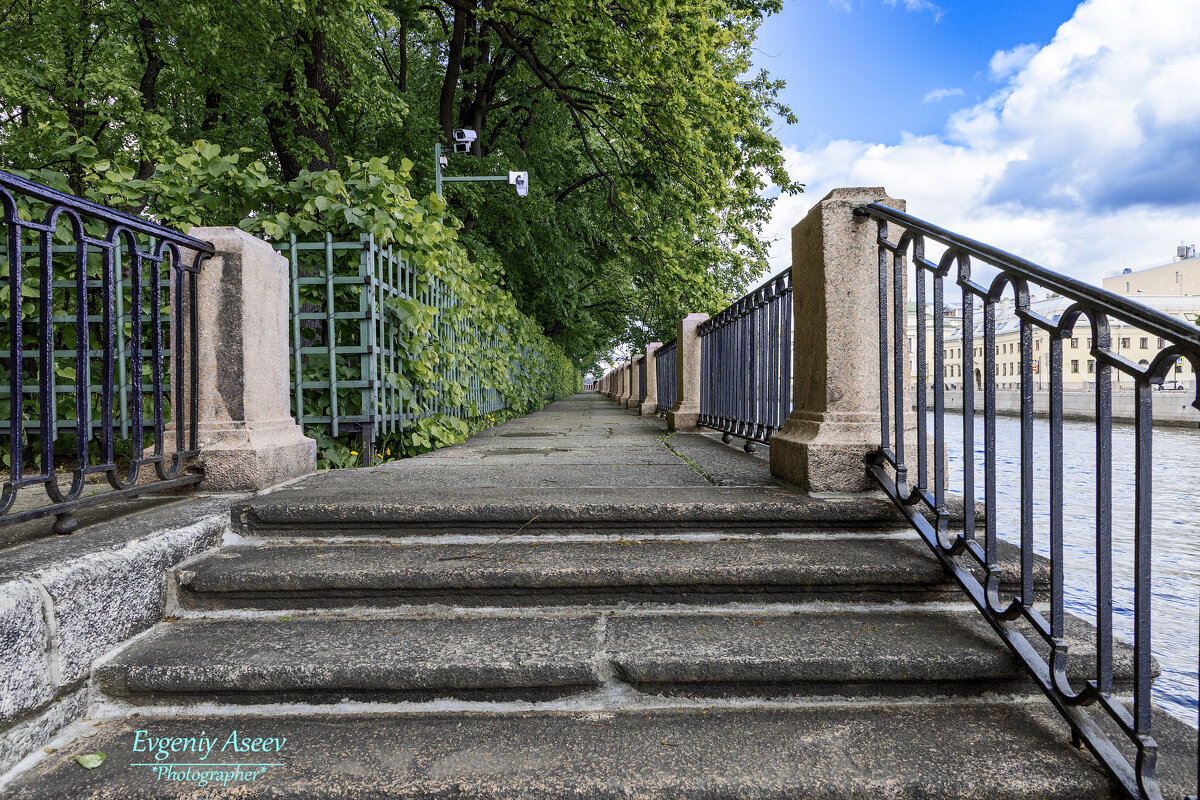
left=230, top=392, right=902, bottom=534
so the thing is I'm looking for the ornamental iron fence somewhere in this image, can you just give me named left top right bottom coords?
left=0, top=169, right=209, bottom=534
left=858, top=202, right=1200, bottom=800
left=655, top=340, right=677, bottom=416
left=638, top=356, right=647, bottom=404
left=697, top=271, right=793, bottom=451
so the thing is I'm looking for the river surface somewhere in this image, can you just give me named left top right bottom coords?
left=938, top=412, right=1200, bottom=725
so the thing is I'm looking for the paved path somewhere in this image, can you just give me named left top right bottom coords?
left=233, top=393, right=902, bottom=534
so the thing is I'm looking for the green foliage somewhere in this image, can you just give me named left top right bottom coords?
left=0, top=0, right=798, bottom=373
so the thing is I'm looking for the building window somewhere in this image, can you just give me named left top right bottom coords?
left=1071, top=360, right=1080, bottom=374
left=1176, top=271, right=1182, bottom=283
left=1035, top=338, right=1041, bottom=352
left=1125, top=281, right=1131, bottom=292
left=1071, top=338, right=1078, bottom=348
left=1120, top=337, right=1130, bottom=349
left=1177, top=362, right=1184, bottom=374
left=1087, top=338, right=1092, bottom=348
left=1158, top=337, right=1166, bottom=348
left=1088, top=360, right=1095, bottom=374
left=1140, top=337, right=1148, bottom=349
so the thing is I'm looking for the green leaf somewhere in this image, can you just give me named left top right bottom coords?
left=74, top=753, right=106, bottom=770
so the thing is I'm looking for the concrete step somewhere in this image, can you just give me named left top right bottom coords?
left=6, top=704, right=1139, bottom=799
left=175, top=536, right=958, bottom=609
left=231, top=486, right=908, bottom=536
left=95, top=608, right=1070, bottom=706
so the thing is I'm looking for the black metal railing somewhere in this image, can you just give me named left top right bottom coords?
left=1, top=170, right=210, bottom=534
left=697, top=271, right=792, bottom=452
left=858, top=202, right=1200, bottom=800
left=655, top=340, right=677, bottom=416
left=638, top=357, right=647, bottom=404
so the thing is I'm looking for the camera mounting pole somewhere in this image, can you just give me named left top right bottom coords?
left=434, top=137, right=529, bottom=199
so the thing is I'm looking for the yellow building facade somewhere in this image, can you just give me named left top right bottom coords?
left=1103, top=247, right=1200, bottom=296
left=908, top=296, right=1200, bottom=391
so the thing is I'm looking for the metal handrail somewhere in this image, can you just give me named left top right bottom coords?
left=0, top=170, right=209, bottom=534
left=655, top=339, right=677, bottom=416
left=696, top=271, right=793, bottom=451
left=857, top=201, right=1200, bottom=800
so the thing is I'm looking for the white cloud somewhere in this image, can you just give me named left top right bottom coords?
left=989, top=43, right=1039, bottom=80
left=922, top=87, right=964, bottom=104
left=829, top=0, right=945, bottom=18
left=763, top=0, right=1200, bottom=288
left=884, top=0, right=946, bottom=22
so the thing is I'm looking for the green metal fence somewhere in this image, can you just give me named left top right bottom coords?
left=277, top=234, right=509, bottom=463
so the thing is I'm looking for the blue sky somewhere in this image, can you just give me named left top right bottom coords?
left=754, top=0, right=1200, bottom=284
left=754, top=1, right=1080, bottom=146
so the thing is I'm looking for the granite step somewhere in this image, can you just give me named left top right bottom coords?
left=7, top=704, right=1160, bottom=799
left=230, top=486, right=908, bottom=536
left=174, top=536, right=957, bottom=609
left=94, top=608, right=1070, bottom=707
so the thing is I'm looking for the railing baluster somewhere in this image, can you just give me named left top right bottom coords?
left=1019, top=312, right=1034, bottom=606
left=1133, top=377, right=1156, bottom=780
left=892, top=244, right=906, bottom=493
left=961, top=288, right=976, bottom=542
left=983, top=298, right=998, bottom=582
left=916, top=256, right=927, bottom=490
left=1096, top=336, right=1114, bottom=694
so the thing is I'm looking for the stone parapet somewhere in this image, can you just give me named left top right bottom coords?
left=769, top=188, right=908, bottom=492
left=187, top=227, right=317, bottom=490
left=0, top=497, right=232, bottom=776
left=639, top=343, right=663, bottom=416
left=667, top=314, right=710, bottom=432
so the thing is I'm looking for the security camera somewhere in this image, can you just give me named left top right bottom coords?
left=509, top=171, right=529, bottom=198
left=451, top=129, right=477, bottom=154
left=439, top=156, right=448, bottom=168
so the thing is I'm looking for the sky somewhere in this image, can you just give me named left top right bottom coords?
left=752, top=0, right=1200, bottom=287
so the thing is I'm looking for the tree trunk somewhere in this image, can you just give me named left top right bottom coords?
left=264, top=26, right=339, bottom=181
left=439, top=7, right=469, bottom=141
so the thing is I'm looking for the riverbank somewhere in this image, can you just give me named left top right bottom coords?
left=938, top=387, right=1199, bottom=427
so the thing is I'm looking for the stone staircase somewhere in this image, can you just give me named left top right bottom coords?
left=3, top=395, right=1151, bottom=798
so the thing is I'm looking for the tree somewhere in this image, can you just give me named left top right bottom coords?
left=0, top=0, right=800, bottom=370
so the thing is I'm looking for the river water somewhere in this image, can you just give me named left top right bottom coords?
left=939, top=412, right=1200, bottom=725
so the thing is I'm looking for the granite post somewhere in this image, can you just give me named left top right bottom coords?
left=624, top=355, right=643, bottom=408
left=667, top=313, right=710, bottom=432
left=768, top=188, right=907, bottom=493
left=624, top=359, right=635, bottom=407
left=186, top=227, right=317, bottom=490
left=639, top=343, right=663, bottom=416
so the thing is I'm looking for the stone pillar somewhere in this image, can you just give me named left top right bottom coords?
left=624, top=355, right=643, bottom=408
left=187, top=227, right=317, bottom=490
left=639, top=343, right=663, bottom=416
left=615, top=362, right=626, bottom=403
left=667, top=313, right=709, bottom=432
left=768, top=188, right=906, bottom=493
left=628, top=357, right=638, bottom=410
